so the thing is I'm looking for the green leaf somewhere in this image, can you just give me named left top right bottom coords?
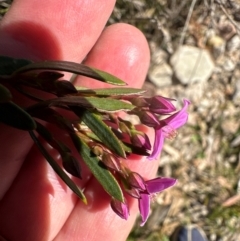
left=76, top=87, right=146, bottom=97
left=14, top=60, right=126, bottom=85
left=0, top=101, right=36, bottom=130
left=62, top=153, right=81, bottom=178
left=74, top=109, right=126, bottom=158
left=50, top=96, right=135, bottom=112
left=89, top=67, right=127, bottom=86
left=36, top=122, right=81, bottom=178
left=0, top=55, right=32, bottom=76
left=71, top=133, right=124, bottom=202
left=29, top=131, right=86, bottom=204
left=0, top=84, right=12, bottom=102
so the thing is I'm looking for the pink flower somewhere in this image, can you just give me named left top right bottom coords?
left=148, top=99, right=190, bottom=160
left=138, top=177, right=177, bottom=226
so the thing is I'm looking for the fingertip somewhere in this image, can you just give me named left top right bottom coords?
left=77, top=23, right=150, bottom=88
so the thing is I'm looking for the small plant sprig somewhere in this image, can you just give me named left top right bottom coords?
left=0, top=56, right=189, bottom=225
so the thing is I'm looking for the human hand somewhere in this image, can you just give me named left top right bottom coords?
left=0, top=1, right=158, bottom=241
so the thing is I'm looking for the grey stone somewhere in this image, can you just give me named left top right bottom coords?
left=148, top=62, right=173, bottom=87
left=227, top=35, right=240, bottom=52
left=223, top=57, right=235, bottom=72
left=233, top=78, right=240, bottom=104
left=170, top=45, right=215, bottom=85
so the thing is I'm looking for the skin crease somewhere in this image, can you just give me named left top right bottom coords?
left=0, top=1, right=159, bottom=241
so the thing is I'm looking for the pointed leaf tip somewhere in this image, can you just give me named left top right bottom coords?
left=62, top=153, right=81, bottom=178
left=89, top=67, right=126, bottom=86
left=14, top=60, right=126, bottom=85
left=29, top=131, right=86, bottom=203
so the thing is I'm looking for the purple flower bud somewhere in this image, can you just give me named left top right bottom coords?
left=102, top=153, right=122, bottom=172
left=137, top=111, right=160, bottom=128
left=147, top=96, right=176, bottom=114
left=130, top=97, right=149, bottom=107
left=131, top=131, right=151, bottom=150
left=110, top=198, right=129, bottom=220
left=125, top=187, right=141, bottom=199
left=128, top=172, right=146, bottom=191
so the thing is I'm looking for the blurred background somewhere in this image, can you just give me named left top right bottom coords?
left=1, top=1, right=240, bottom=240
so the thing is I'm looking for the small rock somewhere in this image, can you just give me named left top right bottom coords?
left=222, top=57, right=235, bottom=72
left=233, top=79, right=240, bottom=104
left=151, top=48, right=168, bottom=64
left=231, top=135, right=240, bottom=147
left=221, top=118, right=239, bottom=134
left=148, top=62, right=173, bottom=87
left=170, top=45, right=215, bottom=85
left=226, top=34, right=240, bottom=52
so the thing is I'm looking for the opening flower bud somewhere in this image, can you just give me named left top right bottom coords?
left=110, top=198, right=129, bottom=220
left=102, top=153, right=122, bottom=172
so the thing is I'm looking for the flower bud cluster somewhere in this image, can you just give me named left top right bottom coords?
left=82, top=97, right=189, bottom=224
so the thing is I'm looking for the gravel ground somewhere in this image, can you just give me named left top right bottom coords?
left=1, top=1, right=240, bottom=241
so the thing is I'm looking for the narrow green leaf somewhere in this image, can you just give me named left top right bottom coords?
left=62, top=153, right=81, bottom=178
left=36, top=122, right=81, bottom=178
left=89, top=67, right=127, bottom=86
left=0, top=84, right=12, bottom=102
left=74, top=109, right=126, bottom=158
left=71, top=133, right=124, bottom=202
left=76, top=87, right=146, bottom=97
left=83, top=97, right=135, bottom=112
left=0, top=101, right=36, bottom=130
left=0, top=55, right=32, bottom=76
left=14, top=60, right=126, bottom=85
left=29, top=131, right=86, bottom=204
left=49, top=96, right=135, bottom=113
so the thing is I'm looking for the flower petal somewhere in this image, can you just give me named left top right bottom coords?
left=128, top=172, right=146, bottom=191
left=163, top=99, right=190, bottom=129
left=139, top=193, right=150, bottom=226
left=146, top=177, right=177, bottom=194
left=147, top=128, right=164, bottom=160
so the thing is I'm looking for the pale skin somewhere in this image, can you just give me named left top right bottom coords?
left=0, top=1, right=159, bottom=240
